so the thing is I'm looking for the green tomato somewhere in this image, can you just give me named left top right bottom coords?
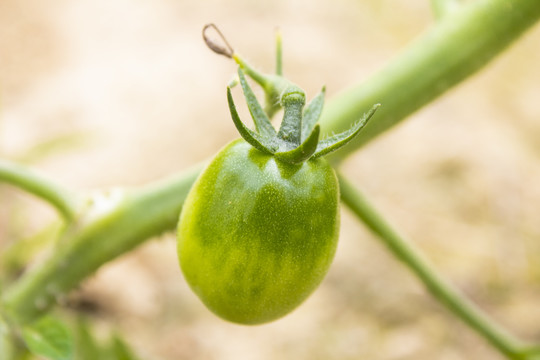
left=176, top=60, right=378, bottom=324
left=177, top=139, right=339, bottom=324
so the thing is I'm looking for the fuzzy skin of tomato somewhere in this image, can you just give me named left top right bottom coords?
left=177, top=139, right=339, bottom=324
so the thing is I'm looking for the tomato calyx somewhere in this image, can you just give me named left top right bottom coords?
left=228, top=68, right=380, bottom=164
left=202, top=23, right=380, bottom=165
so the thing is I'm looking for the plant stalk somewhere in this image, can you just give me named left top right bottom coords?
left=0, top=160, right=79, bottom=221
left=338, top=174, right=530, bottom=359
left=322, top=0, right=540, bottom=162
left=2, top=0, right=540, bottom=346
left=1, top=166, right=201, bottom=325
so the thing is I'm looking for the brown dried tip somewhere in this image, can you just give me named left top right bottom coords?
left=202, top=23, right=234, bottom=58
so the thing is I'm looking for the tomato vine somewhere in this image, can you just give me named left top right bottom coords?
left=1, top=0, right=540, bottom=358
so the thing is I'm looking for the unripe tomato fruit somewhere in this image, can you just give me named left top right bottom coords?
left=177, top=139, right=339, bottom=324
left=176, top=59, right=378, bottom=324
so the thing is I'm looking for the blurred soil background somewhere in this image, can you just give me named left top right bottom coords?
left=1, top=0, right=540, bottom=359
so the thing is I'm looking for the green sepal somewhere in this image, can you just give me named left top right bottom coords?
left=301, top=86, right=325, bottom=142
left=275, top=124, right=320, bottom=164
left=237, top=69, right=276, bottom=138
left=227, top=88, right=275, bottom=155
left=313, top=104, right=380, bottom=159
left=228, top=47, right=379, bottom=163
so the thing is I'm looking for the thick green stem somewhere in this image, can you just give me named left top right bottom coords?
left=0, top=160, right=79, bottom=220
left=338, top=174, right=530, bottom=359
left=322, top=0, right=540, bottom=162
left=1, top=166, right=201, bottom=325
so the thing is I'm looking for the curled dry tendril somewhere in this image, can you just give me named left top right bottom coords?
left=202, top=23, right=234, bottom=58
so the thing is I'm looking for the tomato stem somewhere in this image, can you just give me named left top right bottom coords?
left=338, top=174, right=534, bottom=359
left=277, top=89, right=305, bottom=146
left=2, top=1, right=540, bottom=356
left=0, top=159, right=80, bottom=221
left=1, top=166, right=202, bottom=325
left=321, top=0, right=540, bottom=162
left=232, top=54, right=269, bottom=89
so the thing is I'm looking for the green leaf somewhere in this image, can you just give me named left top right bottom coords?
left=313, top=104, right=379, bottom=159
left=237, top=69, right=276, bottom=138
left=22, top=316, right=73, bottom=360
left=301, top=87, right=325, bottom=142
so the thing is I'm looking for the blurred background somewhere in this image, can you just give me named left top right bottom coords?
left=1, top=0, right=540, bottom=359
